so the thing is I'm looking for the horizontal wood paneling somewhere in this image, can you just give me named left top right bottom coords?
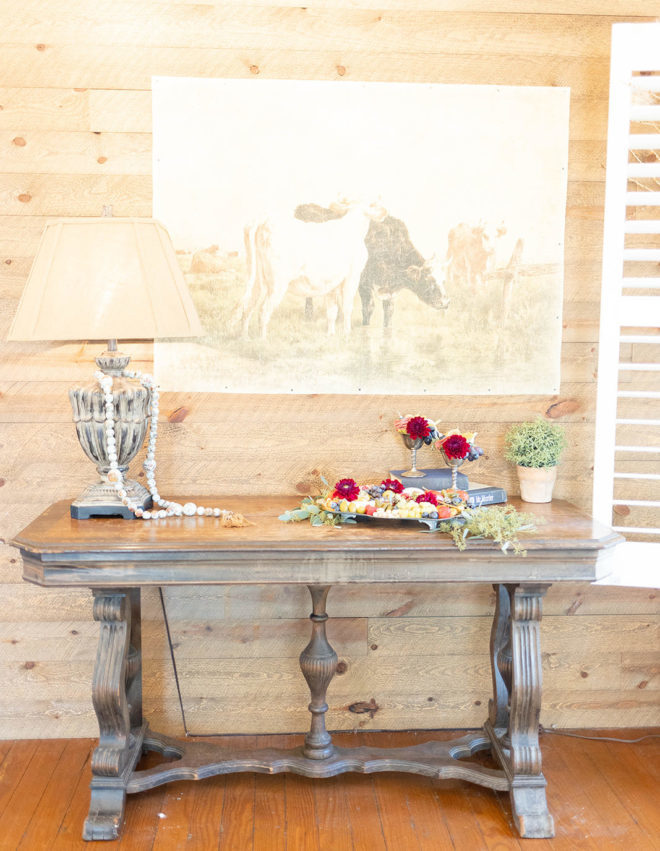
left=1, top=2, right=657, bottom=739
left=0, top=420, right=598, bottom=514
left=0, top=7, right=628, bottom=57
left=0, top=368, right=597, bottom=422
left=0, top=47, right=613, bottom=96
left=154, top=1, right=660, bottom=11
left=169, top=617, right=368, bottom=659
left=0, top=89, right=90, bottom=131
left=164, top=610, right=659, bottom=734
left=0, top=131, right=152, bottom=175
left=0, top=174, right=151, bottom=216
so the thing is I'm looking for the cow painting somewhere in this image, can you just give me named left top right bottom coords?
left=234, top=202, right=377, bottom=338
left=295, top=203, right=450, bottom=329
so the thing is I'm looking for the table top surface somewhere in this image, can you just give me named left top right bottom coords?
left=13, top=495, right=620, bottom=554
left=11, top=496, right=623, bottom=587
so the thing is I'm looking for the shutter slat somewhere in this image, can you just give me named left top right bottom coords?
left=627, top=163, right=660, bottom=178
left=628, top=133, right=660, bottom=149
left=626, top=191, right=660, bottom=206
left=630, top=105, right=660, bottom=121
left=624, top=222, right=660, bottom=234
left=619, top=296, right=660, bottom=327
left=622, top=248, right=660, bottom=261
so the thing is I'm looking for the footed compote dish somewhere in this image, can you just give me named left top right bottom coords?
left=436, top=430, right=484, bottom=488
left=395, top=414, right=441, bottom=478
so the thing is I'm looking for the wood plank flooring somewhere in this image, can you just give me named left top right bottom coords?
left=0, top=728, right=658, bottom=850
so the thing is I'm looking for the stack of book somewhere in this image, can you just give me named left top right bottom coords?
left=390, top=468, right=506, bottom=507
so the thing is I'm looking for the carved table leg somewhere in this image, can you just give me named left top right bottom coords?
left=126, top=589, right=142, bottom=731
left=489, top=583, right=512, bottom=735
left=83, top=588, right=145, bottom=841
left=299, top=585, right=338, bottom=759
left=505, top=583, right=554, bottom=839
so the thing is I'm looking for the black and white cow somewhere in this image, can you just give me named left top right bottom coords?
left=359, top=215, right=449, bottom=328
left=295, top=204, right=450, bottom=329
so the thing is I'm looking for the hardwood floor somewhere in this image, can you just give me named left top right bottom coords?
left=0, top=729, right=658, bottom=850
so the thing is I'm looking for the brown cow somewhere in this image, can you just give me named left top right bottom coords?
left=190, top=244, right=224, bottom=274
left=446, top=223, right=504, bottom=289
left=446, top=222, right=523, bottom=309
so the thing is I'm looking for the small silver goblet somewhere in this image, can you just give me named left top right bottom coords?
left=441, top=449, right=465, bottom=489
left=401, top=434, right=426, bottom=477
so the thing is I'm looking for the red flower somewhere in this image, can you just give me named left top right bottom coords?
left=416, top=491, right=438, bottom=505
left=381, top=478, right=404, bottom=494
left=442, top=434, right=470, bottom=460
left=333, top=478, right=360, bottom=501
left=406, top=416, right=431, bottom=440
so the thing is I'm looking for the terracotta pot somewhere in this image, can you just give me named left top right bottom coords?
left=516, top=465, right=557, bottom=503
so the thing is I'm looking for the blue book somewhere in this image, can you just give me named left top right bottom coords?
left=466, top=482, right=507, bottom=507
left=390, top=467, right=469, bottom=491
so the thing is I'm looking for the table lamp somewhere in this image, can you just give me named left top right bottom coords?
left=7, top=216, right=203, bottom=519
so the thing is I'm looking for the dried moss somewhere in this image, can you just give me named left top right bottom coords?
left=440, top=505, right=538, bottom=555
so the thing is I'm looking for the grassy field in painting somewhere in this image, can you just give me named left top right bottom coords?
left=157, top=251, right=561, bottom=395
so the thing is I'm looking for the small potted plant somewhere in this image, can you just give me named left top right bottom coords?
left=504, top=419, right=567, bottom=503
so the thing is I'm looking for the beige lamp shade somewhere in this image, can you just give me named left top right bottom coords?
left=7, top=217, right=204, bottom=341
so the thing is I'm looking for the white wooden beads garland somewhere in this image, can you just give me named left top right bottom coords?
left=96, top=369, right=233, bottom=522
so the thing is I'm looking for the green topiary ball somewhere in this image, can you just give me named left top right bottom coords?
left=504, top=419, right=567, bottom=468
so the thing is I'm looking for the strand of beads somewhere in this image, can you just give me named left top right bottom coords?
left=96, top=369, right=243, bottom=523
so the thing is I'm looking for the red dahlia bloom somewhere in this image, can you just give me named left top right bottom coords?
left=442, top=434, right=470, bottom=460
left=333, top=478, right=360, bottom=501
left=381, top=478, right=404, bottom=494
left=406, top=416, right=431, bottom=440
left=416, top=491, right=438, bottom=505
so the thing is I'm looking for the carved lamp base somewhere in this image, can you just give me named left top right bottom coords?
left=69, top=345, right=151, bottom=520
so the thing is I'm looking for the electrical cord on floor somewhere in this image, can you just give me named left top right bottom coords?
left=540, top=726, right=660, bottom=744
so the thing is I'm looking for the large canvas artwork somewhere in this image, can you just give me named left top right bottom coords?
left=153, top=78, right=569, bottom=394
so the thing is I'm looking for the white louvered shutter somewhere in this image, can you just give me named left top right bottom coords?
left=593, top=23, right=660, bottom=587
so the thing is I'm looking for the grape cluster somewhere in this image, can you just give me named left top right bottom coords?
left=368, top=484, right=386, bottom=498
left=467, top=445, right=484, bottom=462
left=423, top=424, right=441, bottom=446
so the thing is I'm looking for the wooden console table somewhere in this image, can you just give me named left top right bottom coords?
left=11, top=496, right=622, bottom=842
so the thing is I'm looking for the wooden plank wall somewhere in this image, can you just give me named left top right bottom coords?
left=0, top=2, right=658, bottom=739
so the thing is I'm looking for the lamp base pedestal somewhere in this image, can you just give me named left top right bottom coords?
left=70, top=479, right=152, bottom=520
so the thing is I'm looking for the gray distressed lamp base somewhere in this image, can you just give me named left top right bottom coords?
left=71, top=480, right=152, bottom=520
